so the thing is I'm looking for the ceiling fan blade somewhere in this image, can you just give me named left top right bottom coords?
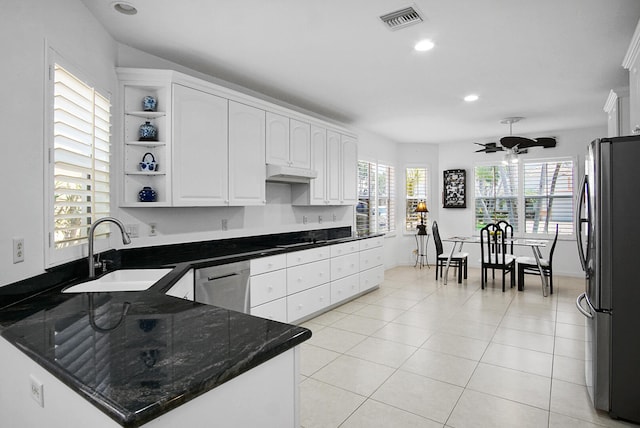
left=500, top=136, right=537, bottom=149
left=535, top=137, right=557, bottom=148
left=474, top=142, right=503, bottom=153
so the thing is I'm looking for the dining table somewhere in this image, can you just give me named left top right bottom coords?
left=442, top=236, right=550, bottom=296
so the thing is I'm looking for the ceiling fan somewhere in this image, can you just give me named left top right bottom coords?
left=475, top=117, right=557, bottom=154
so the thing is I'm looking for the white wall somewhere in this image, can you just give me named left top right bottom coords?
left=437, top=125, right=606, bottom=277
left=0, top=0, right=118, bottom=285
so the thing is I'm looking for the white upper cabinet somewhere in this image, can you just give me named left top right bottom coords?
left=603, top=89, right=630, bottom=138
left=265, top=112, right=290, bottom=166
left=289, top=119, right=311, bottom=169
left=266, top=112, right=311, bottom=168
left=172, top=84, right=229, bottom=206
left=229, top=101, right=266, bottom=205
left=291, top=127, right=357, bottom=206
left=623, top=19, right=640, bottom=135
left=340, top=134, right=358, bottom=204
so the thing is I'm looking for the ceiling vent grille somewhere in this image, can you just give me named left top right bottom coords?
left=379, top=6, right=423, bottom=31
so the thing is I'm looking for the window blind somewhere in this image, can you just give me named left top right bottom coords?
left=356, top=161, right=372, bottom=235
left=377, top=163, right=395, bottom=233
left=474, top=164, right=519, bottom=231
left=53, top=64, right=111, bottom=249
left=523, top=159, right=574, bottom=235
left=405, top=167, right=428, bottom=232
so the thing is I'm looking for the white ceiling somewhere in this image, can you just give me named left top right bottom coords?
left=81, top=0, right=640, bottom=144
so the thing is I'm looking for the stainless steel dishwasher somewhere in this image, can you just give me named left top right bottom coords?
left=194, top=261, right=251, bottom=313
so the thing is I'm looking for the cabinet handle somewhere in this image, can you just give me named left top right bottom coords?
left=298, top=304, right=303, bottom=310
left=268, top=286, right=273, bottom=291
left=297, top=277, right=302, bottom=282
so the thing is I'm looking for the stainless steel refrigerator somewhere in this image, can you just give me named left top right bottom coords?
left=575, top=136, right=640, bottom=423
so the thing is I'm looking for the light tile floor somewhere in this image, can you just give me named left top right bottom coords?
left=298, top=266, right=637, bottom=428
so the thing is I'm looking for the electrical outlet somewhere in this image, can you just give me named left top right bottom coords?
left=29, top=375, right=44, bottom=407
left=13, top=238, right=24, bottom=264
left=221, top=219, right=228, bottom=231
left=332, top=213, right=337, bottom=222
left=318, top=215, right=323, bottom=224
left=149, top=223, right=157, bottom=237
left=125, top=224, right=139, bottom=238
left=303, top=216, right=308, bottom=224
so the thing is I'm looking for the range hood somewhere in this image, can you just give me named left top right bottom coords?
left=266, top=164, right=318, bottom=183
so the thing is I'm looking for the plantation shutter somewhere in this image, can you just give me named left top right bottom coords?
left=523, top=159, right=574, bottom=235
left=405, top=167, right=428, bottom=232
left=474, top=164, right=519, bottom=231
left=53, top=64, right=111, bottom=249
left=377, top=164, right=395, bottom=233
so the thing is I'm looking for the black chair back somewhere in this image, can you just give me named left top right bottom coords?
left=480, top=223, right=509, bottom=265
left=432, top=221, right=444, bottom=256
left=496, top=220, right=514, bottom=253
left=548, top=224, right=559, bottom=263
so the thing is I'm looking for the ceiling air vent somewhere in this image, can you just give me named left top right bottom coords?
left=379, top=6, right=423, bottom=31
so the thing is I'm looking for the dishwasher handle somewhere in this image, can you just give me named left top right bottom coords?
left=207, top=272, right=239, bottom=282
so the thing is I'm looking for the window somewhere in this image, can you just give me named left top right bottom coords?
left=357, top=161, right=395, bottom=235
left=523, top=160, right=574, bottom=235
left=405, top=167, right=428, bottom=232
left=474, top=158, right=574, bottom=235
left=474, top=164, right=519, bottom=231
left=49, top=63, right=111, bottom=260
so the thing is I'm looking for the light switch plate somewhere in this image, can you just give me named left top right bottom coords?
left=29, top=375, right=44, bottom=407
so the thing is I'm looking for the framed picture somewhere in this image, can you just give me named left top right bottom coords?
left=443, top=169, right=466, bottom=208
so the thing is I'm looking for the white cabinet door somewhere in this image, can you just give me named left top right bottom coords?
left=287, top=259, right=330, bottom=294
left=266, top=112, right=290, bottom=166
left=360, top=247, right=384, bottom=271
left=228, top=101, right=266, bottom=205
left=630, top=55, right=640, bottom=135
left=326, top=130, right=341, bottom=204
left=330, top=252, right=359, bottom=281
left=250, top=269, right=287, bottom=307
left=340, top=134, right=358, bottom=205
left=308, top=125, right=327, bottom=204
left=250, top=298, right=287, bottom=322
left=331, top=274, right=359, bottom=305
left=360, top=265, right=384, bottom=292
left=172, top=84, right=229, bottom=206
left=290, top=119, right=311, bottom=168
left=287, top=283, right=330, bottom=323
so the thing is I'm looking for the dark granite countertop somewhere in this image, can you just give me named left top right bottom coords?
left=0, top=227, right=382, bottom=427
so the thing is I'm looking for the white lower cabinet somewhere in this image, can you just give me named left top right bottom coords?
left=250, top=269, right=287, bottom=307
left=250, top=297, right=287, bottom=323
left=331, top=252, right=359, bottom=280
left=359, top=247, right=384, bottom=272
left=165, top=269, right=194, bottom=301
left=330, top=274, right=359, bottom=305
left=287, top=259, right=330, bottom=294
left=360, top=265, right=384, bottom=292
left=287, top=283, right=330, bottom=322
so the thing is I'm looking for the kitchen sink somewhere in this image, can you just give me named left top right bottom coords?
left=63, top=268, right=173, bottom=293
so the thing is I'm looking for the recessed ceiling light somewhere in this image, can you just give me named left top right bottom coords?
left=414, top=39, right=435, bottom=52
left=464, top=94, right=479, bottom=102
left=112, top=2, right=138, bottom=15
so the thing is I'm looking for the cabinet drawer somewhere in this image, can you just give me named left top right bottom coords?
left=359, top=236, right=383, bottom=251
left=330, top=241, right=359, bottom=257
left=250, top=254, right=286, bottom=275
left=331, top=274, right=359, bottom=305
left=360, top=247, right=384, bottom=271
left=287, top=259, right=330, bottom=294
left=330, top=252, right=359, bottom=280
left=251, top=297, right=287, bottom=323
left=287, top=283, right=330, bottom=323
left=286, top=247, right=330, bottom=267
left=360, top=265, right=384, bottom=292
left=250, top=269, right=287, bottom=307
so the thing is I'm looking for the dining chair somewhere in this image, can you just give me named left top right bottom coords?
left=496, top=220, right=514, bottom=254
left=432, top=221, right=468, bottom=283
left=480, top=223, right=516, bottom=291
left=516, top=224, right=558, bottom=294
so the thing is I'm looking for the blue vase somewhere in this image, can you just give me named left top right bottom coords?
left=139, top=121, right=158, bottom=141
left=143, top=96, right=157, bottom=112
left=138, top=186, right=157, bottom=202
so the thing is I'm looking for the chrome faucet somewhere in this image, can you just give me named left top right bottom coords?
left=88, top=217, right=132, bottom=278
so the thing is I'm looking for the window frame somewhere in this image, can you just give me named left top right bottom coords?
left=472, top=156, right=577, bottom=239
left=356, top=159, right=396, bottom=236
left=404, top=165, right=430, bottom=235
left=45, top=48, right=113, bottom=267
